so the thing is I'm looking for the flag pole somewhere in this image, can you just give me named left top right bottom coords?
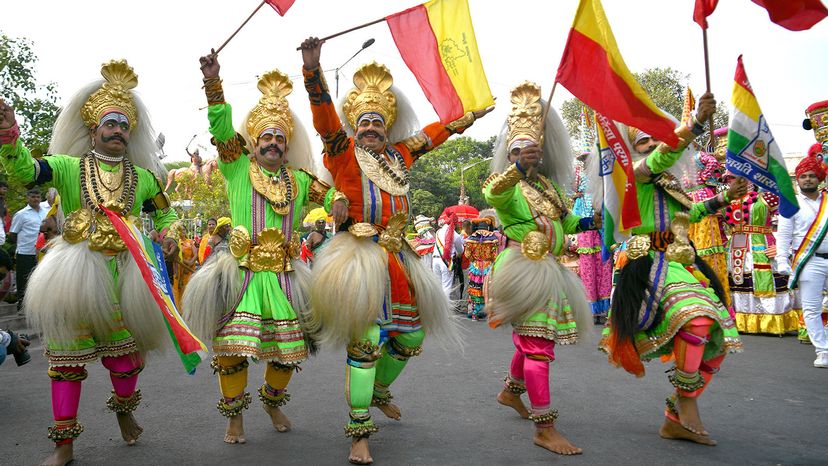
left=295, top=18, right=386, bottom=50
left=538, top=81, right=559, bottom=145
left=702, top=28, right=716, bottom=147
left=215, top=0, right=268, bottom=54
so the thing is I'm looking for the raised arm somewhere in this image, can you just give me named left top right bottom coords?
left=199, top=50, right=245, bottom=163
left=399, top=105, right=492, bottom=163
left=0, top=99, right=42, bottom=184
left=299, top=37, right=350, bottom=157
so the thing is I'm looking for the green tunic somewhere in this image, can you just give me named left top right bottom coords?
left=0, top=139, right=177, bottom=364
left=484, top=170, right=585, bottom=342
left=602, top=146, right=742, bottom=361
left=207, top=103, right=334, bottom=365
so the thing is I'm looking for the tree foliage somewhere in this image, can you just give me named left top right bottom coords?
left=408, top=136, right=495, bottom=218
left=0, top=32, right=59, bottom=153
left=168, top=170, right=230, bottom=222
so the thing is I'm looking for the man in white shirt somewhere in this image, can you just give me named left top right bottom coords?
left=433, top=211, right=465, bottom=301
left=776, top=152, right=828, bottom=368
left=9, top=187, right=46, bottom=309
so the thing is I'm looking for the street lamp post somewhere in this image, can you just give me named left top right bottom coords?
left=459, top=156, right=493, bottom=205
left=335, top=38, right=375, bottom=98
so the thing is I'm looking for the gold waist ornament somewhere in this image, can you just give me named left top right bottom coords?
left=228, top=225, right=300, bottom=273
left=62, top=203, right=132, bottom=253
left=347, top=211, right=408, bottom=253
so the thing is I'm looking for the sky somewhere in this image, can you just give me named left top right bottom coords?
left=4, top=0, right=827, bottom=166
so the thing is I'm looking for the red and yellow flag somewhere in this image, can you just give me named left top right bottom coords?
left=386, top=0, right=494, bottom=124
left=556, top=0, right=679, bottom=148
left=265, top=0, right=294, bottom=16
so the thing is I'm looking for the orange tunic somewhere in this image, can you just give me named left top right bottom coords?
left=303, top=66, right=472, bottom=334
left=303, top=67, right=467, bottom=227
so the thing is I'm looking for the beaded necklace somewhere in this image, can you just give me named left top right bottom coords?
left=357, top=144, right=409, bottom=187
left=80, top=152, right=138, bottom=216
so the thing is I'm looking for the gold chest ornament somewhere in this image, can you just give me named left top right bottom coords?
left=248, top=161, right=297, bottom=216
left=519, top=176, right=563, bottom=221
left=354, top=146, right=409, bottom=196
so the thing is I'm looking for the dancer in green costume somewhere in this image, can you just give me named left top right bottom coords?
left=598, top=92, right=746, bottom=446
left=182, top=51, right=348, bottom=445
left=0, top=60, right=177, bottom=466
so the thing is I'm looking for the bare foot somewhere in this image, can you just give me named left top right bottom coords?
left=224, top=414, right=246, bottom=444
left=40, top=443, right=73, bottom=466
left=497, top=389, right=530, bottom=419
left=116, top=412, right=144, bottom=446
left=659, top=417, right=717, bottom=446
left=533, top=425, right=583, bottom=455
left=372, top=401, right=401, bottom=420
left=263, top=404, right=291, bottom=432
left=349, top=437, right=373, bottom=464
left=675, top=395, right=708, bottom=436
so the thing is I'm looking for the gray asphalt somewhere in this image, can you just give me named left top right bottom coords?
left=1, top=321, right=826, bottom=466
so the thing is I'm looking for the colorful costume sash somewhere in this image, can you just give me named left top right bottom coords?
left=791, top=193, right=828, bottom=288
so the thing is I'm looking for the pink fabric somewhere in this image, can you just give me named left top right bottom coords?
left=675, top=316, right=726, bottom=398
left=101, top=353, right=143, bottom=397
left=577, top=231, right=613, bottom=303
left=509, top=332, right=556, bottom=415
left=51, top=369, right=84, bottom=421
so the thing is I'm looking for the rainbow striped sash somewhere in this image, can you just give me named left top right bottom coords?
left=791, top=194, right=828, bottom=288
left=101, top=207, right=207, bottom=374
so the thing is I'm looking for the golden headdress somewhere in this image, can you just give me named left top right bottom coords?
left=81, top=60, right=139, bottom=129
left=506, top=81, right=543, bottom=150
left=343, top=62, right=397, bottom=130
left=246, top=69, right=295, bottom=142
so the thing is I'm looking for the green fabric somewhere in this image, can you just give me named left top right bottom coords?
left=207, top=103, right=236, bottom=143
left=630, top=180, right=710, bottom=235
left=0, top=139, right=176, bottom=230
left=483, top=172, right=582, bottom=255
left=745, top=195, right=774, bottom=293
left=374, top=330, right=425, bottom=389
left=347, top=324, right=381, bottom=415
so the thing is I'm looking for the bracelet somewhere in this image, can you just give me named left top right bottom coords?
left=332, top=190, right=350, bottom=208
left=514, top=160, right=526, bottom=176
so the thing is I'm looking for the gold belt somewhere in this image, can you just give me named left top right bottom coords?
left=508, top=231, right=552, bottom=261
left=229, top=226, right=300, bottom=273
left=63, top=208, right=128, bottom=253
left=347, top=211, right=408, bottom=253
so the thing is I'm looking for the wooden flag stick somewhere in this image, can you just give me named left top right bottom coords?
left=702, top=28, right=716, bottom=147
left=295, top=17, right=386, bottom=50
left=537, top=81, right=559, bottom=146
left=215, top=0, right=268, bottom=55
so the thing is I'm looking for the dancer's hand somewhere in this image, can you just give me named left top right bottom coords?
left=764, top=244, right=776, bottom=258
left=300, top=37, right=324, bottom=70
left=199, top=49, right=220, bottom=79
left=696, top=92, right=716, bottom=123
left=472, top=104, right=495, bottom=120
left=518, top=144, right=541, bottom=179
left=331, top=199, right=348, bottom=227
left=727, top=177, right=749, bottom=201
left=0, top=99, right=16, bottom=130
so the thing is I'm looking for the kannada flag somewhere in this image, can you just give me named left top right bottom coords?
left=265, top=0, right=295, bottom=16
left=556, top=0, right=679, bottom=148
left=386, top=0, right=494, bottom=124
left=101, top=207, right=207, bottom=374
left=726, top=55, right=799, bottom=218
left=594, top=112, right=641, bottom=260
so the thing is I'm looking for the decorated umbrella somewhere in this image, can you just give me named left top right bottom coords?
left=440, top=204, right=479, bottom=222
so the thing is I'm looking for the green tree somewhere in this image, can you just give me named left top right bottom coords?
left=408, top=136, right=495, bottom=217
left=0, top=32, right=59, bottom=215
left=168, top=170, right=230, bottom=221
left=0, top=32, right=59, bottom=153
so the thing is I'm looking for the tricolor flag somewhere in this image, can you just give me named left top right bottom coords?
left=594, top=112, right=641, bottom=260
left=101, top=207, right=208, bottom=374
left=386, top=0, right=494, bottom=124
left=265, top=0, right=295, bottom=16
left=556, top=0, right=679, bottom=148
left=725, top=55, right=799, bottom=218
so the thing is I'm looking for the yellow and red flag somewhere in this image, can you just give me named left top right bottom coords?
left=556, top=0, right=679, bottom=148
left=386, top=0, right=494, bottom=124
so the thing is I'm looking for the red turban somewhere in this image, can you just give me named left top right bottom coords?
left=796, top=154, right=827, bottom=181
left=808, top=143, right=825, bottom=158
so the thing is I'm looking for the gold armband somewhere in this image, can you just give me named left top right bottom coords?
left=446, top=112, right=475, bottom=132
left=488, top=164, right=524, bottom=195
left=332, top=190, right=350, bottom=208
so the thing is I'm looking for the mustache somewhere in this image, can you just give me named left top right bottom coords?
left=259, top=144, right=284, bottom=157
left=357, top=130, right=385, bottom=142
left=102, top=134, right=127, bottom=145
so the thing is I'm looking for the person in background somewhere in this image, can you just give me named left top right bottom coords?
left=9, top=187, right=47, bottom=308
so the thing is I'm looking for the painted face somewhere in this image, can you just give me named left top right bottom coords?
left=93, top=112, right=130, bottom=156
left=355, top=114, right=387, bottom=152
left=633, top=136, right=659, bottom=156
left=255, top=129, right=288, bottom=170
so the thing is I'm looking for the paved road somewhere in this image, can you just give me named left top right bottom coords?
left=1, top=321, right=826, bottom=465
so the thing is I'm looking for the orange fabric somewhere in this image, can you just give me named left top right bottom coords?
left=198, top=236, right=210, bottom=264
left=607, top=330, right=645, bottom=377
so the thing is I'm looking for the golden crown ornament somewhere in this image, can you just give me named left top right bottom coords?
left=343, top=62, right=397, bottom=131
left=81, top=60, right=139, bottom=129
left=246, top=69, right=295, bottom=143
left=506, top=81, right=544, bottom=150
